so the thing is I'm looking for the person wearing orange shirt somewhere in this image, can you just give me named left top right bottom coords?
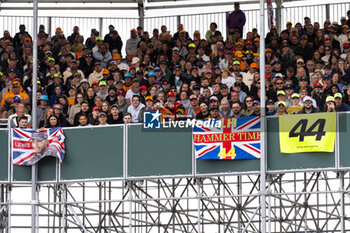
left=1, top=81, right=29, bottom=109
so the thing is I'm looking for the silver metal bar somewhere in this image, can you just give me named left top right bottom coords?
left=197, top=179, right=201, bottom=233
left=67, top=205, right=89, bottom=232
left=335, top=113, right=339, bottom=169
left=31, top=0, right=39, bottom=232
left=124, top=125, right=127, bottom=179
left=7, top=126, right=12, bottom=233
left=340, top=171, right=344, bottom=233
left=0, top=6, right=138, bottom=10
left=242, top=204, right=261, bottom=233
left=259, top=0, right=267, bottom=232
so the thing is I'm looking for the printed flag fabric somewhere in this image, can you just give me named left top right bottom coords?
left=193, top=117, right=261, bottom=160
left=279, top=112, right=336, bottom=153
left=12, top=127, right=65, bottom=166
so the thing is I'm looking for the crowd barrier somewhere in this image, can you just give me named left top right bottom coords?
left=1, top=113, right=350, bottom=183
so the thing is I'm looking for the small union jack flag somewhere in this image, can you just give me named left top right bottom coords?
left=12, top=127, right=65, bottom=166
left=193, top=117, right=261, bottom=160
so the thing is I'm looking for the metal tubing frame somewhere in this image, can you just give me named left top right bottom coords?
left=259, top=0, right=267, bottom=232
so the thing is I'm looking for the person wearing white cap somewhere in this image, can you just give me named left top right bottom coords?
left=298, top=96, right=319, bottom=114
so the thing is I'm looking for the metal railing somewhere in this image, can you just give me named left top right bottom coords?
left=0, top=1, right=348, bottom=54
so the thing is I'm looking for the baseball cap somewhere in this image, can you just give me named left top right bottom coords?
left=99, top=81, right=107, bottom=86
left=209, top=96, right=218, bottom=101
left=334, top=93, right=343, bottom=99
left=323, top=74, right=331, bottom=80
left=300, top=76, right=308, bottom=81
left=111, top=104, right=119, bottom=109
left=102, top=69, right=110, bottom=75
left=205, top=69, right=212, bottom=74
left=80, top=79, right=89, bottom=84
left=233, top=61, right=240, bottom=66
left=124, top=73, right=132, bottom=79
left=13, top=95, right=21, bottom=103
left=189, top=94, right=197, bottom=100
left=91, top=82, right=99, bottom=86
left=167, top=92, right=175, bottom=97
left=132, top=78, right=140, bottom=83
left=314, top=82, right=323, bottom=88
left=291, top=93, right=300, bottom=99
left=277, top=101, right=287, bottom=107
left=235, top=51, right=244, bottom=58
left=250, top=63, right=258, bottom=69
left=277, top=90, right=286, bottom=96
left=303, top=96, right=312, bottom=102
left=299, top=35, right=308, bottom=41
left=188, top=43, right=196, bottom=48
left=326, top=96, right=335, bottom=103
left=140, top=85, right=147, bottom=90
left=117, top=90, right=125, bottom=96
left=272, top=60, right=281, bottom=65
left=148, top=71, right=156, bottom=77
left=96, top=37, right=102, bottom=41
left=93, top=106, right=102, bottom=111
left=154, top=66, right=161, bottom=72
left=145, top=96, right=153, bottom=101
left=99, top=112, right=107, bottom=117
left=40, top=95, right=49, bottom=101
left=267, top=99, right=274, bottom=105
left=113, top=53, right=121, bottom=60
left=297, top=58, right=304, bottom=64
left=252, top=100, right=260, bottom=105
left=193, top=84, right=201, bottom=90
left=285, top=84, right=293, bottom=89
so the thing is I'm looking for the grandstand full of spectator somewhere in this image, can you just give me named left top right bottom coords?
left=1, top=6, right=350, bottom=128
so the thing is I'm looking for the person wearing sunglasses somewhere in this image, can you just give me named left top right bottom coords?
left=298, top=96, right=319, bottom=114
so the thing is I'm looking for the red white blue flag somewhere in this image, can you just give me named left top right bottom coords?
left=11, top=127, right=65, bottom=166
left=193, top=117, right=261, bottom=160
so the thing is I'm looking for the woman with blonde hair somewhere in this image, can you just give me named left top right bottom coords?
left=221, top=68, right=235, bottom=89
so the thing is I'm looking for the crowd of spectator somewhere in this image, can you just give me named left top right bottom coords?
left=1, top=5, right=350, bottom=128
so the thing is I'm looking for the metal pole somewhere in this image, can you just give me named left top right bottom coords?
left=7, top=125, right=12, bottom=233
left=275, top=0, right=282, bottom=33
left=340, top=171, right=345, bottom=233
left=129, top=181, right=132, bottom=233
left=31, top=0, right=39, bottom=232
left=197, top=179, right=201, bottom=233
left=259, top=0, right=267, bottom=232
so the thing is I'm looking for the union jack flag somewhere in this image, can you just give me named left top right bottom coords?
left=193, top=117, right=261, bottom=160
left=12, top=127, right=65, bottom=166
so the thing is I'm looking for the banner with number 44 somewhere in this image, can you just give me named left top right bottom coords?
left=279, top=112, right=336, bottom=153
